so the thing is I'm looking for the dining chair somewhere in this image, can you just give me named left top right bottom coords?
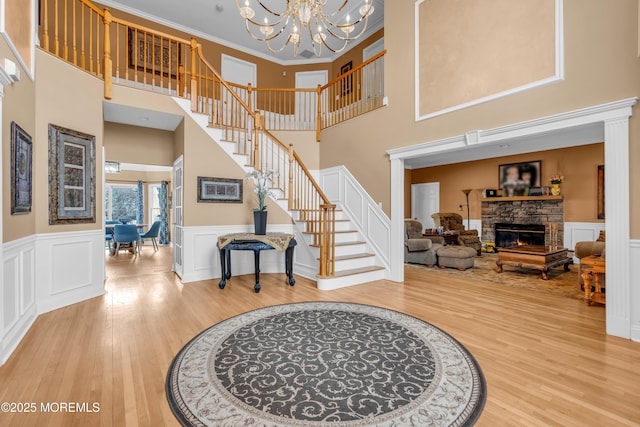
left=112, top=224, right=141, bottom=256
left=105, top=220, right=119, bottom=254
left=139, top=221, right=161, bottom=252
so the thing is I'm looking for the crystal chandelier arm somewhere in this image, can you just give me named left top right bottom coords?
left=243, top=18, right=292, bottom=42
left=321, top=16, right=370, bottom=41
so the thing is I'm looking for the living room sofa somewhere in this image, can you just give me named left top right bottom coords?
left=404, top=220, right=444, bottom=267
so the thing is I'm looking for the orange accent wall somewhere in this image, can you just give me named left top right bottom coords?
left=408, top=144, right=604, bottom=223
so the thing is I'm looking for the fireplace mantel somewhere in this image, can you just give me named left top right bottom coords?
left=483, top=195, right=563, bottom=202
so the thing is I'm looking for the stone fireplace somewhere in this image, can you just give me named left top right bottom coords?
left=494, top=223, right=546, bottom=247
left=481, top=197, right=564, bottom=247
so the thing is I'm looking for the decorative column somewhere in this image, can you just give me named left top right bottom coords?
left=604, top=116, right=631, bottom=338
left=389, top=157, right=404, bottom=282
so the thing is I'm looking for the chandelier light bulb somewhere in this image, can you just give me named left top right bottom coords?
left=359, top=1, right=374, bottom=17
left=239, top=0, right=255, bottom=19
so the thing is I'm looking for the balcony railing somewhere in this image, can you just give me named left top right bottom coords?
left=37, top=0, right=386, bottom=278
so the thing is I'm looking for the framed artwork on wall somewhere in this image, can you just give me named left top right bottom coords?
left=340, top=61, right=352, bottom=96
left=10, top=122, right=32, bottom=214
left=498, top=160, right=541, bottom=196
left=597, top=165, right=605, bottom=219
left=48, top=124, right=96, bottom=224
left=197, top=176, right=243, bottom=203
left=127, top=29, right=181, bottom=78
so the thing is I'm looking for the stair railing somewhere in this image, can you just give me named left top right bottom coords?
left=38, top=0, right=336, bottom=277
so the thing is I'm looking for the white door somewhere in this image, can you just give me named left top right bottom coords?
left=221, top=54, right=257, bottom=110
left=411, top=182, right=440, bottom=231
left=295, top=70, right=327, bottom=130
left=172, top=156, right=184, bottom=277
left=362, top=37, right=384, bottom=106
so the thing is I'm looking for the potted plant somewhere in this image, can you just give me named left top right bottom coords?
left=247, top=169, right=277, bottom=235
left=550, top=175, right=564, bottom=195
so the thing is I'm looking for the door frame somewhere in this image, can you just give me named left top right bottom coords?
left=389, top=97, right=637, bottom=339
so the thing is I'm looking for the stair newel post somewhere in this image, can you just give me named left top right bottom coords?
left=253, top=111, right=262, bottom=171
left=288, top=145, right=294, bottom=211
left=102, top=8, right=113, bottom=100
left=190, top=38, right=198, bottom=112
left=247, top=83, right=253, bottom=113
left=319, top=203, right=336, bottom=277
left=316, top=84, right=322, bottom=142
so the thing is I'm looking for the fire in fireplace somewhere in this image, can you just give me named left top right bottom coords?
left=494, top=223, right=546, bottom=248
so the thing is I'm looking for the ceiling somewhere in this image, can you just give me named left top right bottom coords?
left=97, top=0, right=384, bottom=65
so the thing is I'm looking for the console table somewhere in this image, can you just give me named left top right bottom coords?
left=217, top=233, right=296, bottom=293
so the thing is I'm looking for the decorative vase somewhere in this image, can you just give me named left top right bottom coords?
left=551, top=183, right=561, bottom=195
left=253, top=210, right=267, bottom=235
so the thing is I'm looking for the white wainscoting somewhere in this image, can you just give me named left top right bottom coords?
left=35, top=230, right=106, bottom=314
left=564, top=222, right=606, bottom=261
left=179, top=224, right=302, bottom=284
left=630, top=240, right=640, bottom=342
left=320, top=166, right=391, bottom=272
left=1, top=229, right=105, bottom=365
left=2, top=236, right=37, bottom=365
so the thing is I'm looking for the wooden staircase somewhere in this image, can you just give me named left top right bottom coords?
left=172, top=97, right=386, bottom=287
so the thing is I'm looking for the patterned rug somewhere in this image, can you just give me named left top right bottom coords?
left=407, top=253, right=584, bottom=300
left=166, top=302, right=486, bottom=426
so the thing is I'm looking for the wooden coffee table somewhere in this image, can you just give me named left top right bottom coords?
left=496, top=245, right=572, bottom=280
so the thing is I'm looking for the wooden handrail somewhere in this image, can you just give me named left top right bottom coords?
left=292, top=150, right=331, bottom=205
left=194, top=45, right=254, bottom=115
left=39, top=0, right=356, bottom=278
left=322, top=50, right=387, bottom=90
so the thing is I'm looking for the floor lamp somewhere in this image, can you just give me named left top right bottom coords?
left=461, top=189, right=471, bottom=230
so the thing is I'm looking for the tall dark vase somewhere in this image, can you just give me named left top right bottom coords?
left=254, top=210, right=267, bottom=235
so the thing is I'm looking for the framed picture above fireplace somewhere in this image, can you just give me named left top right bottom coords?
left=499, top=160, right=541, bottom=196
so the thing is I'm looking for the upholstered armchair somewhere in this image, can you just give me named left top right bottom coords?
left=575, top=231, right=606, bottom=290
left=404, top=220, right=444, bottom=267
left=431, top=212, right=482, bottom=256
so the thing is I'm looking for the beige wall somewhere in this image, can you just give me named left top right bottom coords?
left=408, top=144, right=605, bottom=223
left=34, top=50, right=104, bottom=234
left=5, top=0, right=33, bottom=71
left=2, top=41, right=36, bottom=242
left=271, top=130, right=319, bottom=170
left=418, top=0, right=555, bottom=115
left=320, top=0, right=640, bottom=237
left=104, top=122, right=176, bottom=166
left=182, top=114, right=291, bottom=227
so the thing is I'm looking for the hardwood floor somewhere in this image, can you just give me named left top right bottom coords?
left=0, top=246, right=639, bottom=426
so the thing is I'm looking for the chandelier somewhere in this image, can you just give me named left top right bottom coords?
left=235, top=0, right=375, bottom=57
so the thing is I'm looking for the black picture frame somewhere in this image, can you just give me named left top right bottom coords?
left=48, top=124, right=96, bottom=224
left=340, top=61, right=352, bottom=96
left=597, top=165, right=605, bottom=219
left=11, top=122, right=32, bottom=215
left=498, top=160, right=542, bottom=196
left=197, top=176, right=243, bottom=203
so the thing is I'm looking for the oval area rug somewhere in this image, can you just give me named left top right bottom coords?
left=166, top=302, right=486, bottom=426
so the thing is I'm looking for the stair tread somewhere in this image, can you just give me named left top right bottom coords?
left=330, top=265, right=385, bottom=278
left=310, top=241, right=366, bottom=248
left=322, top=253, right=376, bottom=261
left=303, top=230, right=358, bottom=235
